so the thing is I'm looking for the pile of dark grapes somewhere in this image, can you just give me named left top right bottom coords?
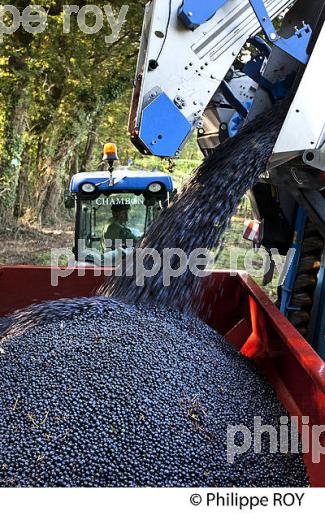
left=0, top=297, right=308, bottom=487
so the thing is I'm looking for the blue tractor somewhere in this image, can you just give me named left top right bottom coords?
left=66, top=144, right=173, bottom=266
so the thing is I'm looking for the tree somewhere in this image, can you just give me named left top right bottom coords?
left=0, top=0, right=147, bottom=224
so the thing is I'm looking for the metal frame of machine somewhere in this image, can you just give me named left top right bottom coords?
left=129, top=0, right=323, bottom=158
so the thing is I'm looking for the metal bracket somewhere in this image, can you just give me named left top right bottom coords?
left=248, top=0, right=312, bottom=64
left=303, top=149, right=325, bottom=171
left=280, top=207, right=306, bottom=317
left=178, top=0, right=228, bottom=30
left=220, top=81, right=249, bottom=119
left=174, top=95, right=186, bottom=109
left=307, top=248, right=325, bottom=360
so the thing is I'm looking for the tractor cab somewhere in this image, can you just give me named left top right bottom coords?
left=67, top=145, right=173, bottom=266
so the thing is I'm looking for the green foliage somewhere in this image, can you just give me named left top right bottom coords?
left=0, top=4, right=285, bottom=226
left=0, top=1, right=148, bottom=224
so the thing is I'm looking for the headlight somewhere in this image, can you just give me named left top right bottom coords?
left=81, top=183, right=96, bottom=193
left=148, top=182, right=162, bottom=193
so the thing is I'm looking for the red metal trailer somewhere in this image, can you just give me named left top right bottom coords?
left=0, top=266, right=324, bottom=486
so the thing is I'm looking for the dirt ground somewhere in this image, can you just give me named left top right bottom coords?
left=0, top=216, right=277, bottom=300
left=0, top=219, right=247, bottom=267
left=0, top=223, right=74, bottom=265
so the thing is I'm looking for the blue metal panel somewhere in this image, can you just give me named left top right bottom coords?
left=139, top=92, right=192, bottom=157
left=228, top=100, right=253, bottom=137
left=308, top=250, right=325, bottom=360
left=244, top=55, right=295, bottom=101
left=249, top=0, right=276, bottom=39
left=243, top=54, right=265, bottom=84
left=249, top=0, right=312, bottom=65
left=275, top=27, right=312, bottom=65
left=245, top=35, right=295, bottom=101
left=220, top=81, right=249, bottom=119
left=178, top=0, right=228, bottom=30
left=70, top=170, right=174, bottom=194
left=280, top=207, right=306, bottom=317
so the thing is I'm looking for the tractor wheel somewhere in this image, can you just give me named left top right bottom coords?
left=287, top=220, right=324, bottom=339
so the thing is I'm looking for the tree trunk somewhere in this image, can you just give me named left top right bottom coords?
left=80, top=122, right=99, bottom=172
left=36, top=139, right=74, bottom=224
left=0, top=91, right=29, bottom=226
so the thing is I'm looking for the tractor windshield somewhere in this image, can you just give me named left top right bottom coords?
left=76, top=192, right=162, bottom=264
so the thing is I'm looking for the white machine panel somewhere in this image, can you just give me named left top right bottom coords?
left=273, top=21, right=325, bottom=155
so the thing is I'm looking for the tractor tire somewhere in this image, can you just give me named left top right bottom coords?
left=287, top=220, right=324, bottom=338
left=288, top=311, right=311, bottom=328
left=297, top=256, right=321, bottom=274
left=291, top=292, right=313, bottom=308
left=301, top=236, right=324, bottom=255
left=292, top=274, right=318, bottom=292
